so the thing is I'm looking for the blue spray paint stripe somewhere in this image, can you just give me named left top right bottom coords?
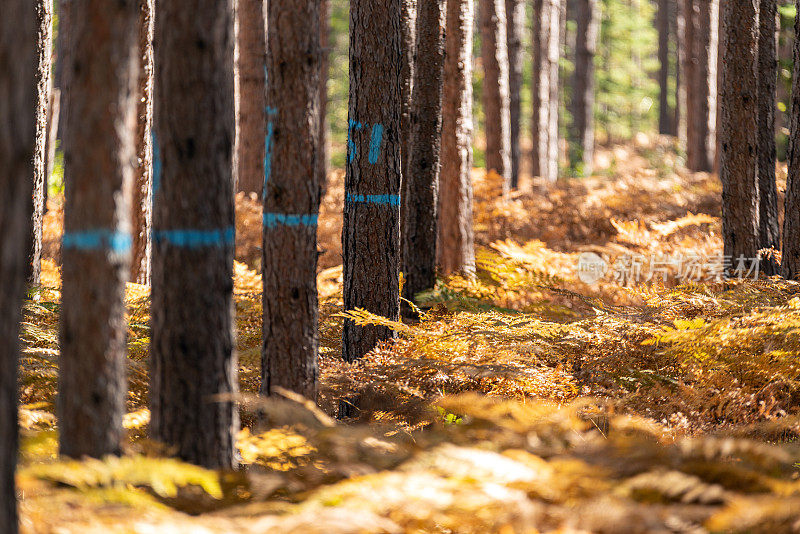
left=152, top=132, right=162, bottom=194
left=264, top=120, right=275, bottom=193
left=152, top=226, right=235, bottom=249
left=263, top=213, right=319, bottom=228
left=346, top=193, right=400, bottom=207
left=368, top=124, right=384, bottom=164
left=347, top=119, right=364, bottom=164
left=62, top=230, right=133, bottom=253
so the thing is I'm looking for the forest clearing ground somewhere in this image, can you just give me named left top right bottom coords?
left=18, top=137, right=800, bottom=532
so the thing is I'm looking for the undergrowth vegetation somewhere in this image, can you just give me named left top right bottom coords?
left=19, top=138, right=800, bottom=532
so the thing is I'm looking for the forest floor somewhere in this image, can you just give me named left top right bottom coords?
left=18, top=137, right=800, bottom=533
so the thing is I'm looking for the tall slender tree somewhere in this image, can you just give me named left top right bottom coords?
left=403, top=0, right=446, bottom=307
left=719, top=0, right=759, bottom=265
left=401, top=0, right=418, bottom=194
left=506, top=0, right=524, bottom=188
left=757, top=0, right=780, bottom=274
left=439, top=0, right=476, bottom=277
left=684, top=0, right=718, bottom=172
left=569, top=0, right=599, bottom=176
left=532, top=0, right=561, bottom=183
left=151, top=0, right=239, bottom=469
left=342, top=0, right=403, bottom=362
left=262, top=0, right=322, bottom=398
left=783, top=0, right=800, bottom=279
left=658, top=0, right=674, bottom=135
left=480, top=0, right=512, bottom=190
left=236, top=0, right=267, bottom=195
left=319, top=0, right=331, bottom=189
left=58, top=0, right=139, bottom=458
left=30, top=0, right=54, bottom=285
left=0, top=3, right=36, bottom=531
left=131, top=0, right=154, bottom=285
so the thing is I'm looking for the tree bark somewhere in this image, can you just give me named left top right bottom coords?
left=58, top=0, right=139, bottom=459
left=342, top=0, right=403, bottom=362
left=685, top=0, right=718, bottom=172
left=480, top=0, right=512, bottom=190
left=318, top=0, right=330, bottom=190
left=261, top=0, right=322, bottom=399
left=131, top=0, right=154, bottom=285
left=658, top=0, right=673, bottom=135
left=757, top=0, right=780, bottom=274
left=783, top=0, right=800, bottom=279
left=719, top=0, right=759, bottom=264
left=236, top=0, right=267, bottom=195
left=0, top=3, right=36, bottom=531
left=676, top=0, right=688, bottom=147
left=532, top=0, right=560, bottom=183
left=506, top=0, right=524, bottom=188
left=401, top=0, right=417, bottom=196
left=439, top=0, right=476, bottom=277
left=30, top=0, right=53, bottom=285
left=402, top=0, right=446, bottom=307
left=569, top=0, right=598, bottom=176
left=151, top=0, right=239, bottom=469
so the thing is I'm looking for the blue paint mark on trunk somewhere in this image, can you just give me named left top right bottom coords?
left=346, top=193, right=400, bottom=206
left=152, top=227, right=235, bottom=249
left=62, top=230, right=133, bottom=253
left=263, top=213, right=319, bottom=228
left=264, top=120, right=275, bottom=196
left=368, top=124, right=384, bottom=164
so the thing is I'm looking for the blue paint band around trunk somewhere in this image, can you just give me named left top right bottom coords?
left=263, top=213, right=319, bottom=228
left=62, top=230, right=133, bottom=253
left=152, top=226, right=235, bottom=249
left=346, top=193, right=400, bottom=206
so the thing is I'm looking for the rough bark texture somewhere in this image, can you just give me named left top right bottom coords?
left=480, top=0, right=512, bottom=190
left=685, top=0, right=718, bottom=172
left=757, top=0, right=780, bottom=274
left=151, top=0, right=239, bottom=469
left=0, top=3, right=37, bottom=531
left=532, top=0, right=560, bottom=183
left=402, top=0, right=446, bottom=307
left=58, top=0, right=139, bottom=459
left=658, top=0, right=673, bottom=135
left=261, top=0, right=322, bottom=399
left=438, top=0, right=476, bottom=277
left=236, top=0, right=267, bottom=195
left=131, top=0, right=154, bottom=285
left=783, top=0, right=800, bottom=279
left=30, top=0, right=53, bottom=285
left=342, top=0, right=403, bottom=362
left=319, top=0, right=330, bottom=190
left=569, top=0, right=598, bottom=176
left=677, top=0, right=688, bottom=147
left=719, top=0, right=759, bottom=264
left=506, top=0, right=524, bottom=188
left=401, top=0, right=417, bottom=196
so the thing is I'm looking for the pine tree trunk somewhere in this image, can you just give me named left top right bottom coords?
left=261, top=0, right=322, bottom=399
left=30, top=0, right=53, bottom=286
left=439, top=0, right=476, bottom=277
left=532, top=0, right=545, bottom=178
left=318, top=0, right=330, bottom=190
left=506, top=0, right=524, bottom=188
left=0, top=4, right=37, bottom=531
left=532, top=0, right=560, bottom=183
left=151, top=0, right=239, bottom=469
left=236, top=0, right=267, bottom=195
left=44, top=89, right=60, bottom=204
left=342, top=0, right=403, bottom=362
left=757, top=0, right=780, bottom=274
left=131, top=0, right=154, bottom=285
left=658, top=0, right=673, bottom=135
left=480, top=0, right=512, bottom=190
left=570, top=0, right=598, bottom=176
left=719, top=0, right=759, bottom=264
left=401, top=0, right=417, bottom=195
left=402, top=0, right=446, bottom=307
left=783, top=0, right=800, bottom=279
left=686, top=0, right=718, bottom=172
left=58, top=0, right=139, bottom=459
left=676, top=0, right=687, bottom=147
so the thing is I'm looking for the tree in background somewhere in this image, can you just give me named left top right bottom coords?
left=757, top=0, right=781, bottom=274
left=783, top=0, right=800, bottom=279
left=131, top=0, right=154, bottom=285
left=151, top=0, right=239, bottom=469
left=439, top=0, right=476, bottom=277
left=58, top=0, right=139, bottom=458
left=30, top=0, right=53, bottom=286
left=718, top=0, right=759, bottom=265
left=236, top=0, right=267, bottom=195
left=506, top=0, right=524, bottom=188
left=319, top=0, right=331, bottom=189
left=569, top=0, right=599, bottom=176
left=657, top=0, right=674, bottom=135
left=480, top=0, right=512, bottom=190
left=401, top=0, right=417, bottom=195
left=261, top=0, right=322, bottom=398
left=342, top=0, right=403, bottom=362
left=532, top=0, right=561, bottom=183
left=403, top=0, right=446, bottom=308
left=0, top=3, right=36, bottom=531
